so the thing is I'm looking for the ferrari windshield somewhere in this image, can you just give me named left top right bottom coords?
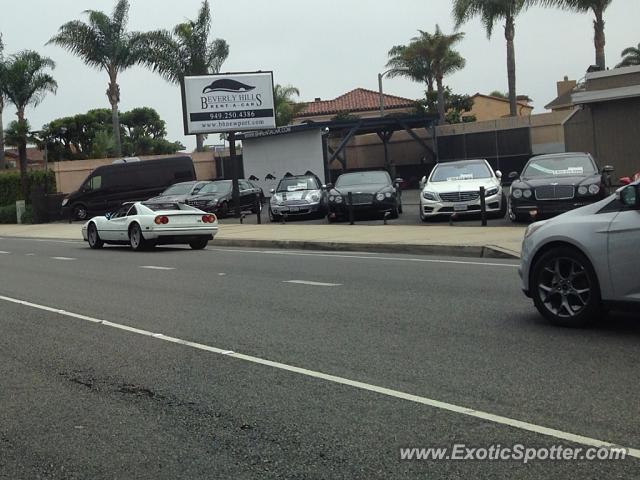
left=336, top=171, right=390, bottom=187
left=430, top=162, right=492, bottom=182
left=523, top=156, right=597, bottom=178
left=199, top=182, right=231, bottom=194
left=277, top=177, right=319, bottom=192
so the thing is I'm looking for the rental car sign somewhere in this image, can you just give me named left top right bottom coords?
left=181, top=71, right=276, bottom=134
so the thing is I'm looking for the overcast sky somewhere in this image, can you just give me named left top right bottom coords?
left=1, top=0, right=638, bottom=151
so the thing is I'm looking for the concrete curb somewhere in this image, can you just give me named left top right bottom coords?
left=213, top=239, right=520, bottom=259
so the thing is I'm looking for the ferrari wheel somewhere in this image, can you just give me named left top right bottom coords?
left=128, top=223, right=147, bottom=251
left=87, top=223, right=103, bottom=249
left=189, top=238, right=209, bottom=250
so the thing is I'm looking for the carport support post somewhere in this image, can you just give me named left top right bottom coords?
left=229, top=132, right=241, bottom=218
left=480, top=186, right=487, bottom=227
left=348, top=192, right=354, bottom=225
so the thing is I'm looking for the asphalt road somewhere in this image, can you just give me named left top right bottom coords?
left=0, top=237, right=638, bottom=479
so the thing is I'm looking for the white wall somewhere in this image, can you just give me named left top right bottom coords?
left=242, top=129, right=325, bottom=195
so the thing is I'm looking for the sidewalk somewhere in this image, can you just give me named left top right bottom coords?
left=0, top=223, right=525, bottom=258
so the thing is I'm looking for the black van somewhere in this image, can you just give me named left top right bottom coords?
left=62, top=156, right=196, bottom=220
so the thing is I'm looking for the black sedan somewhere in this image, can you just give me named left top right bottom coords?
left=146, top=181, right=210, bottom=204
left=508, top=152, right=614, bottom=222
left=327, top=170, right=403, bottom=221
left=185, top=179, right=262, bottom=217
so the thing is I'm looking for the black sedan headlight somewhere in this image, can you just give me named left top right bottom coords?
left=375, top=191, right=394, bottom=201
left=577, top=184, right=600, bottom=196
left=329, top=195, right=343, bottom=204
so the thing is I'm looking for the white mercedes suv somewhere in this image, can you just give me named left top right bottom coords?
left=520, top=181, right=640, bottom=327
left=419, top=159, right=506, bottom=221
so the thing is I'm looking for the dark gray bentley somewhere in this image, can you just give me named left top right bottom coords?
left=508, top=152, right=614, bottom=222
left=327, top=170, right=403, bottom=221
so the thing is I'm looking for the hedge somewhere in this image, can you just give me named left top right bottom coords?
left=0, top=170, right=57, bottom=207
left=0, top=204, right=34, bottom=224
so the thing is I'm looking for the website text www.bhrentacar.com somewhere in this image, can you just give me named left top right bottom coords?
left=399, top=444, right=627, bottom=463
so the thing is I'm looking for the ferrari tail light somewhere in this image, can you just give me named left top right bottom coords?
left=202, top=214, right=217, bottom=223
left=154, top=215, right=169, bottom=225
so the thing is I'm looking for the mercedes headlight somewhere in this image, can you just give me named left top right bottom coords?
left=376, top=193, right=385, bottom=201
left=522, top=189, right=532, bottom=199
left=422, top=191, right=438, bottom=201
left=512, top=189, right=523, bottom=199
left=485, top=187, right=499, bottom=197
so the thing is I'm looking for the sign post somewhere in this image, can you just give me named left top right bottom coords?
left=181, top=71, right=276, bottom=218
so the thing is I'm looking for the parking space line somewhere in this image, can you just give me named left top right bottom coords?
left=51, top=256, right=76, bottom=261
left=0, top=292, right=637, bottom=458
left=140, top=266, right=175, bottom=271
left=0, top=251, right=10, bottom=254
left=284, top=280, right=342, bottom=287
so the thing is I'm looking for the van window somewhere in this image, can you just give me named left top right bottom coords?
left=84, top=175, right=102, bottom=191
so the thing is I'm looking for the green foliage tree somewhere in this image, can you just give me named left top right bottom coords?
left=540, top=1, right=613, bottom=70
left=453, top=0, right=536, bottom=117
left=416, top=87, right=476, bottom=124
left=48, top=0, right=148, bottom=157
left=274, top=84, right=304, bottom=126
left=489, top=90, right=508, bottom=98
left=386, top=26, right=465, bottom=124
left=617, top=42, right=640, bottom=68
left=136, top=0, right=229, bottom=151
left=1, top=51, right=57, bottom=199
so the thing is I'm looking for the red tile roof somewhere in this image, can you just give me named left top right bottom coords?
left=296, top=88, right=416, bottom=117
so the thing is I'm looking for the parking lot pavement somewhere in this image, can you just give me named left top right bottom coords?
left=0, top=237, right=639, bottom=478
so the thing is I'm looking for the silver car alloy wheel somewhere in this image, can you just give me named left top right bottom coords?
left=130, top=225, right=141, bottom=249
left=537, top=256, right=591, bottom=318
left=88, top=224, right=97, bottom=245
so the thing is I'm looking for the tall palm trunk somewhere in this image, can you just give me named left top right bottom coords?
left=436, top=75, right=446, bottom=124
left=107, top=71, right=122, bottom=157
left=16, top=109, right=28, bottom=200
left=0, top=99, right=5, bottom=170
left=505, top=14, right=517, bottom=117
left=593, top=9, right=606, bottom=70
left=196, top=134, right=205, bottom=152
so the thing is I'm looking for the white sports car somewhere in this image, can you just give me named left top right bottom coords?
left=81, top=202, right=218, bottom=251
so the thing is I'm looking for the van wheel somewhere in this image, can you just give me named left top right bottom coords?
left=73, top=204, right=88, bottom=221
left=128, top=223, right=148, bottom=251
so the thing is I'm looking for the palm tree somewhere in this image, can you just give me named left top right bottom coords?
left=0, top=34, right=6, bottom=170
left=424, top=26, right=466, bottom=124
left=273, top=85, right=304, bottom=126
left=48, top=0, right=146, bottom=157
left=136, top=0, right=229, bottom=151
left=617, top=42, right=640, bottom=68
left=453, top=0, right=535, bottom=117
left=386, top=26, right=465, bottom=123
left=541, top=1, right=613, bottom=70
left=386, top=42, right=435, bottom=94
left=2, top=51, right=57, bottom=198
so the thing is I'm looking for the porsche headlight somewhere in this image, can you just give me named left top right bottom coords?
left=512, top=189, right=523, bottom=199
left=376, top=193, right=385, bottom=201
left=522, top=189, right=532, bottom=199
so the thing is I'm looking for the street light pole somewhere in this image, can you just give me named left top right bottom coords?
left=378, top=69, right=394, bottom=118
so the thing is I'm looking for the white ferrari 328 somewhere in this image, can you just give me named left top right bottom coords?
left=81, top=202, right=218, bottom=250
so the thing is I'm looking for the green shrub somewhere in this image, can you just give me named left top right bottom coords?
left=0, top=170, right=57, bottom=206
left=0, top=204, right=17, bottom=224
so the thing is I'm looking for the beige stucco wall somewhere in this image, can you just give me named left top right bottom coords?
left=463, top=96, right=533, bottom=122
left=51, top=151, right=219, bottom=194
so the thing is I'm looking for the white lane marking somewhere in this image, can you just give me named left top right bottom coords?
left=25, top=253, right=35, bottom=256
left=218, top=273, right=226, bottom=276
left=284, top=280, right=342, bottom=287
left=209, top=248, right=519, bottom=268
left=140, top=266, right=175, bottom=271
left=51, top=256, right=76, bottom=261
left=0, top=251, right=10, bottom=254
left=0, top=293, right=637, bottom=458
